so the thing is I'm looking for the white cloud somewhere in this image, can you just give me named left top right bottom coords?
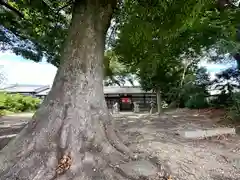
left=0, top=52, right=57, bottom=86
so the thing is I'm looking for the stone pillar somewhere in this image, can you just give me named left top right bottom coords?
left=149, top=100, right=154, bottom=115
left=112, top=102, right=119, bottom=114
left=133, top=102, right=140, bottom=113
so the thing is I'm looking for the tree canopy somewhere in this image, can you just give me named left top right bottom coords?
left=113, top=0, right=240, bottom=106
left=0, top=0, right=70, bottom=66
left=1, top=0, right=240, bottom=110
left=1, top=0, right=239, bottom=67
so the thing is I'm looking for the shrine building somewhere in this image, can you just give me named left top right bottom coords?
left=1, top=85, right=156, bottom=112
left=104, top=86, right=156, bottom=112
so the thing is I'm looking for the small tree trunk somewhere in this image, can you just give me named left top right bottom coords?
left=0, top=1, right=137, bottom=179
left=156, top=89, right=162, bottom=115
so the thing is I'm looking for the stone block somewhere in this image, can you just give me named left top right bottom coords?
left=178, top=128, right=235, bottom=139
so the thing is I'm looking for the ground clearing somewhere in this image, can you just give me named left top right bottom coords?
left=1, top=110, right=240, bottom=179
left=114, top=109, right=240, bottom=180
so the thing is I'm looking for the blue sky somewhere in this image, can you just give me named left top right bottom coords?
left=0, top=52, right=57, bottom=86
left=0, top=51, right=237, bottom=87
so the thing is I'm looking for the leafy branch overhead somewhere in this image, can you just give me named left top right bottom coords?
left=0, top=0, right=71, bottom=66
left=104, top=50, right=134, bottom=86
left=1, top=0, right=240, bottom=67
left=114, top=0, right=240, bottom=95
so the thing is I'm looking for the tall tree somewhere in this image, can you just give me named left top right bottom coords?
left=0, top=1, right=141, bottom=180
left=0, top=0, right=239, bottom=179
left=114, top=0, right=240, bottom=112
left=137, top=57, right=183, bottom=113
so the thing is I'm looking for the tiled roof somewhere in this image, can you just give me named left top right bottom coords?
left=36, top=88, right=50, bottom=96
left=36, top=86, right=151, bottom=96
left=1, top=84, right=50, bottom=93
left=1, top=84, right=153, bottom=95
left=104, top=86, right=152, bottom=94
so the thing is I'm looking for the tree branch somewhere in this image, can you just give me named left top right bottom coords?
left=0, top=0, right=24, bottom=18
left=57, top=0, right=74, bottom=12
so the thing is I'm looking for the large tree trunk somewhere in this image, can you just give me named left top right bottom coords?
left=0, top=1, right=170, bottom=179
left=0, top=1, right=141, bottom=179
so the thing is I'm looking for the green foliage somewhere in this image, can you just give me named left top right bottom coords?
left=116, top=0, right=240, bottom=67
left=213, top=67, right=240, bottom=93
left=0, top=0, right=70, bottom=66
left=1, top=0, right=240, bottom=69
left=209, top=92, right=233, bottom=108
left=210, top=67, right=240, bottom=108
left=115, top=0, right=240, bottom=101
left=195, top=67, right=211, bottom=88
left=185, top=92, right=209, bottom=109
left=0, top=92, right=41, bottom=113
left=165, top=67, right=211, bottom=108
left=0, top=109, right=5, bottom=116
left=207, top=67, right=240, bottom=123
left=227, top=92, right=240, bottom=122
left=104, top=50, right=135, bottom=86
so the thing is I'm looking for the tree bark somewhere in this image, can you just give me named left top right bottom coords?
left=156, top=89, right=162, bottom=115
left=0, top=1, right=138, bottom=179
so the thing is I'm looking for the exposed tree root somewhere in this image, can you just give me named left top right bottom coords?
left=114, top=126, right=130, bottom=146
left=104, top=123, right=138, bottom=160
left=0, top=113, right=171, bottom=180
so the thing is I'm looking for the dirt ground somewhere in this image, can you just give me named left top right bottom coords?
left=114, top=109, right=240, bottom=180
left=1, top=110, right=240, bottom=179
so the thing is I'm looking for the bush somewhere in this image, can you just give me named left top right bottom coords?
left=0, top=92, right=41, bottom=113
left=209, top=93, right=233, bottom=108
left=0, top=92, right=7, bottom=109
left=227, top=93, right=240, bottom=122
left=0, top=109, right=5, bottom=116
left=185, top=93, right=209, bottom=109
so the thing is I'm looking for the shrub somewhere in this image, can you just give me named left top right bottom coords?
left=0, top=109, right=5, bottom=116
left=0, top=92, right=7, bottom=109
left=0, top=92, right=41, bottom=113
left=21, top=95, right=41, bottom=111
left=227, top=93, right=240, bottom=122
left=209, top=93, right=233, bottom=108
left=4, top=94, right=24, bottom=112
left=185, top=93, right=209, bottom=109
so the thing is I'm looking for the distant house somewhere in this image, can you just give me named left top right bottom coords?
left=35, top=88, right=50, bottom=99
left=0, top=84, right=50, bottom=98
left=1, top=84, right=156, bottom=112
